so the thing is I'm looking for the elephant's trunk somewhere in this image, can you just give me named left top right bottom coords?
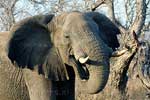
left=72, top=33, right=111, bottom=94
left=78, top=64, right=109, bottom=94
left=73, top=55, right=109, bottom=94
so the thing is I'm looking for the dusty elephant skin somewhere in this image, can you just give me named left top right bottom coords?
left=0, top=31, right=30, bottom=100
left=1, top=11, right=120, bottom=100
left=47, top=11, right=120, bottom=94
left=0, top=14, right=54, bottom=100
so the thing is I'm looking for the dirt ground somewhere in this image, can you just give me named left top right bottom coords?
left=0, top=32, right=149, bottom=100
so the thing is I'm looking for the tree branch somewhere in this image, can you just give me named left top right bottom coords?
left=137, top=41, right=150, bottom=91
left=114, top=19, right=128, bottom=33
left=130, top=0, right=147, bottom=36
left=91, top=0, right=105, bottom=11
left=109, top=31, right=139, bottom=94
left=93, top=0, right=128, bottom=33
left=29, top=0, right=46, bottom=4
left=146, top=0, right=150, bottom=6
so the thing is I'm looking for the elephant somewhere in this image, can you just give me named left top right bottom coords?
left=5, top=11, right=120, bottom=100
left=0, top=32, right=30, bottom=100
left=0, top=14, right=54, bottom=100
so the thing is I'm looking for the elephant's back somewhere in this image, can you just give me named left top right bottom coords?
left=0, top=32, right=30, bottom=100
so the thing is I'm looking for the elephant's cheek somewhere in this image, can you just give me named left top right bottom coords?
left=57, top=47, right=70, bottom=64
left=72, top=45, right=88, bottom=61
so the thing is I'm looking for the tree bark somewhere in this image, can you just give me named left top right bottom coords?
left=91, top=0, right=148, bottom=99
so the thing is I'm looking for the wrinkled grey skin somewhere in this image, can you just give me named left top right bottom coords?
left=0, top=32, right=29, bottom=100
left=0, top=60, right=30, bottom=100
left=0, top=14, right=54, bottom=100
left=48, top=11, right=120, bottom=94
left=5, top=11, right=120, bottom=100
left=0, top=62, right=52, bottom=100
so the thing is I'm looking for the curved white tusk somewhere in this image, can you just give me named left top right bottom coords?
left=79, top=56, right=89, bottom=64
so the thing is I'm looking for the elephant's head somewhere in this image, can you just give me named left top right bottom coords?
left=7, top=11, right=120, bottom=94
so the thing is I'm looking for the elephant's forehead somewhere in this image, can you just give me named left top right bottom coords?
left=63, top=13, right=98, bottom=34
left=66, top=12, right=86, bottom=23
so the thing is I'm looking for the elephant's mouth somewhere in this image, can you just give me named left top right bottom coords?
left=68, top=55, right=90, bottom=80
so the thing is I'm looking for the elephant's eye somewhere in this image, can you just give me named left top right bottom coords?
left=65, top=35, right=69, bottom=38
left=63, top=33, right=70, bottom=45
left=64, top=33, right=69, bottom=38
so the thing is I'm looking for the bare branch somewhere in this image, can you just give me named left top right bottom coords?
left=94, top=0, right=128, bottom=33
left=29, top=0, right=47, bottom=4
left=0, top=0, right=19, bottom=30
left=91, top=0, right=105, bottom=11
left=146, top=0, right=150, bottom=5
left=112, top=49, right=128, bottom=57
left=114, top=19, right=128, bottom=33
left=124, top=0, right=136, bottom=27
left=130, top=0, right=147, bottom=36
left=137, top=41, right=150, bottom=91
left=11, top=0, right=19, bottom=11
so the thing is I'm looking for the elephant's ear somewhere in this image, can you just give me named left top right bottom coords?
left=85, top=12, right=120, bottom=50
left=7, top=15, right=68, bottom=81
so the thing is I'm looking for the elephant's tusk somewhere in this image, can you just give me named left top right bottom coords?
left=79, top=56, right=89, bottom=64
